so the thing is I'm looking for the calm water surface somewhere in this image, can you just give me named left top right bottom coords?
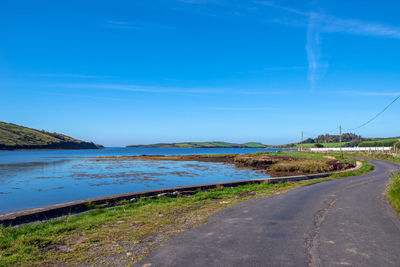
left=0, top=147, right=287, bottom=214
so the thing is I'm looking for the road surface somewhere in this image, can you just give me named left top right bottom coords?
left=135, top=159, right=400, bottom=267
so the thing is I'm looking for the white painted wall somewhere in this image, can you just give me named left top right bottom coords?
left=307, top=147, right=392, bottom=152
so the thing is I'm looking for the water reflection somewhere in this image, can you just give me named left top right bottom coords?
left=0, top=157, right=269, bottom=214
left=0, top=148, right=284, bottom=214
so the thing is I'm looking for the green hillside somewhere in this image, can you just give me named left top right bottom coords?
left=0, top=121, right=102, bottom=150
left=281, top=134, right=399, bottom=148
left=127, top=141, right=267, bottom=148
left=358, top=138, right=399, bottom=147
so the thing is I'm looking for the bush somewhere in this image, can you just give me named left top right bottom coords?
left=345, top=140, right=361, bottom=147
left=395, top=142, right=400, bottom=149
left=314, top=143, right=324, bottom=148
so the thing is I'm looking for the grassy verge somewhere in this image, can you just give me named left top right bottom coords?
left=0, top=160, right=372, bottom=267
left=388, top=173, right=400, bottom=217
left=329, top=152, right=400, bottom=164
left=329, top=160, right=372, bottom=178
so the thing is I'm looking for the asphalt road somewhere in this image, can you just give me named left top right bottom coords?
left=135, top=159, right=400, bottom=267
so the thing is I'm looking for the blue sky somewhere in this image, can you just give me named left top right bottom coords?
left=1, top=0, right=399, bottom=146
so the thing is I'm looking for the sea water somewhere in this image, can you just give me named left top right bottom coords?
left=0, top=147, right=287, bottom=214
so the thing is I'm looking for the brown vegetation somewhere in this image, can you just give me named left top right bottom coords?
left=91, top=152, right=355, bottom=177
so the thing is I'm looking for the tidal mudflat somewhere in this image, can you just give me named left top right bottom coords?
left=0, top=148, right=277, bottom=214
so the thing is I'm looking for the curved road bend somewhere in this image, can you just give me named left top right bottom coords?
left=134, top=159, right=400, bottom=267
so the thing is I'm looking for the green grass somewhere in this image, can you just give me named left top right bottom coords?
left=0, top=183, right=292, bottom=266
left=388, top=173, right=400, bottom=217
left=0, top=121, right=67, bottom=147
left=329, top=159, right=373, bottom=178
left=369, top=138, right=399, bottom=142
left=295, top=142, right=349, bottom=148
left=0, top=121, right=101, bottom=150
left=358, top=138, right=399, bottom=147
left=0, top=159, right=372, bottom=266
left=241, top=142, right=267, bottom=148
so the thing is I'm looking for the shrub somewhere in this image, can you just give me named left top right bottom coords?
left=345, top=140, right=361, bottom=147
left=269, top=160, right=333, bottom=174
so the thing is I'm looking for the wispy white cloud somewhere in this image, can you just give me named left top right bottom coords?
left=177, top=0, right=217, bottom=4
left=267, top=17, right=307, bottom=28
left=263, top=66, right=306, bottom=71
left=204, top=106, right=279, bottom=111
left=333, top=90, right=400, bottom=97
left=51, top=82, right=290, bottom=95
left=57, top=83, right=225, bottom=94
left=37, top=91, right=124, bottom=101
left=317, top=15, right=400, bottom=39
left=106, top=21, right=138, bottom=30
left=106, top=20, right=174, bottom=31
left=233, top=66, right=306, bottom=75
left=256, top=1, right=309, bottom=16
left=36, top=73, right=103, bottom=78
left=306, top=12, right=327, bottom=91
left=257, top=1, right=400, bottom=39
left=256, top=1, right=400, bottom=90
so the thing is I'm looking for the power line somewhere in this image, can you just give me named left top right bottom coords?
left=326, top=126, right=339, bottom=134
left=300, top=94, right=399, bottom=142
left=302, top=127, right=338, bottom=139
left=302, top=131, right=318, bottom=137
left=303, top=126, right=339, bottom=137
left=344, top=95, right=400, bottom=131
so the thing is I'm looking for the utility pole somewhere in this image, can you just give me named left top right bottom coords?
left=301, top=130, right=303, bottom=151
left=339, top=125, right=342, bottom=157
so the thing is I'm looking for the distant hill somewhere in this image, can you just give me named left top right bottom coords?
left=303, top=133, right=362, bottom=144
left=127, top=141, right=267, bottom=148
left=0, top=121, right=103, bottom=150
